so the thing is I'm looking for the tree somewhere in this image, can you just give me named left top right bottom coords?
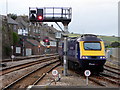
left=12, top=32, right=19, bottom=45
left=7, top=13, right=17, bottom=20
left=111, top=41, right=120, bottom=48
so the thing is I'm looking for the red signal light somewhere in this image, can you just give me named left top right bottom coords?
left=45, top=39, right=49, bottom=42
left=43, top=39, right=49, bottom=42
left=38, top=45, right=40, bottom=48
left=38, top=16, right=43, bottom=20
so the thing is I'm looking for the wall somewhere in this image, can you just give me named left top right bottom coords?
left=106, top=48, right=120, bottom=59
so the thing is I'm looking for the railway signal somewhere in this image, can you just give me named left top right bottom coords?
left=43, top=38, right=50, bottom=45
left=29, top=7, right=72, bottom=76
left=38, top=45, right=40, bottom=48
left=29, top=8, right=43, bottom=22
left=37, top=9, right=43, bottom=21
left=29, top=9, right=37, bottom=21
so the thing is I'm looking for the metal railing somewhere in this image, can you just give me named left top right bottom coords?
left=29, top=7, right=72, bottom=22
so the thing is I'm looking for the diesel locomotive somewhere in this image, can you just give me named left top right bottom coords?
left=59, top=34, right=106, bottom=72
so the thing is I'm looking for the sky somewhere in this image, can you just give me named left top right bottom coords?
left=0, top=0, right=119, bottom=36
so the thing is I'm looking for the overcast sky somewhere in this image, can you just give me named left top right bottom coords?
left=0, top=0, right=119, bottom=36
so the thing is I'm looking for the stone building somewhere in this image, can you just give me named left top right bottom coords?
left=1, top=15, right=18, bottom=58
left=2, top=15, right=62, bottom=58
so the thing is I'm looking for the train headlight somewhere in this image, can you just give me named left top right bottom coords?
left=102, top=56, right=106, bottom=59
left=100, top=56, right=106, bottom=59
left=81, top=56, right=88, bottom=59
left=82, top=56, right=86, bottom=59
left=100, top=56, right=103, bottom=59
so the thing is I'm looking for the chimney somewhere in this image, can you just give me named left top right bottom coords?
left=51, top=24, right=53, bottom=27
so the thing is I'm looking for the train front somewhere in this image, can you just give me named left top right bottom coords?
left=79, top=36, right=106, bottom=72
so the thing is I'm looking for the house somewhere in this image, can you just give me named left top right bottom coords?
left=15, top=38, right=42, bottom=56
left=16, top=16, right=29, bottom=36
left=7, top=16, right=18, bottom=33
left=1, top=15, right=19, bottom=58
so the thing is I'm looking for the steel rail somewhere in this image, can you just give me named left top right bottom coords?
left=104, top=68, right=120, bottom=75
left=104, top=65, right=120, bottom=71
left=2, top=60, right=60, bottom=90
left=0, top=55, right=58, bottom=76
left=33, top=63, right=61, bottom=85
left=2, top=53, right=58, bottom=62
left=98, top=74, right=120, bottom=86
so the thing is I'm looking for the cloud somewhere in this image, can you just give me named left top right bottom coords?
left=0, top=0, right=118, bottom=36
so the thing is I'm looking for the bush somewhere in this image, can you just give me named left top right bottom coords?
left=13, top=32, right=19, bottom=45
left=4, top=46, right=12, bottom=56
left=110, top=41, right=120, bottom=48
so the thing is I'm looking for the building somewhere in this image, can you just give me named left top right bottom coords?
left=1, top=15, right=62, bottom=58
left=1, top=15, right=18, bottom=58
left=16, top=16, right=29, bottom=36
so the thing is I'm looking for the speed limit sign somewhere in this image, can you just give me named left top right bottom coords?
left=84, top=70, right=91, bottom=77
left=84, top=70, right=91, bottom=85
left=52, top=70, right=58, bottom=76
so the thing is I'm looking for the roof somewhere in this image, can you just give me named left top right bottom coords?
left=26, top=39, right=40, bottom=46
left=7, top=17, right=18, bottom=25
left=79, top=36, right=102, bottom=41
left=16, top=16, right=28, bottom=27
left=0, top=15, right=18, bottom=25
left=49, top=36, right=56, bottom=41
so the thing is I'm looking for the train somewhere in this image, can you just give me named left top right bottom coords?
left=59, top=34, right=106, bottom=72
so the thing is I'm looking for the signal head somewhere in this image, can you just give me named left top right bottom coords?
left=37, top=15, right=43, bottom=20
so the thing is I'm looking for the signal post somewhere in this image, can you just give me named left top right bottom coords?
left=62, top=22, right=70, bottom=76
left=29, top=7, right=72, bottom=76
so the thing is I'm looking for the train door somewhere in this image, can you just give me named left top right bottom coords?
left=75, top=43, right=78, bottom=58
left=75, top=42, right=80, bottom=59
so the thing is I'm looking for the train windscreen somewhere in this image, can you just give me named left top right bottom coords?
left=84, top=42, right=101, bottom=50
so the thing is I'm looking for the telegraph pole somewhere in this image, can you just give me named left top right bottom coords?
left=6, top=0, right=8, bottom=15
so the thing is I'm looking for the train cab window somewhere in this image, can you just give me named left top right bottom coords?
left=84, top=42, right=101, bottom=50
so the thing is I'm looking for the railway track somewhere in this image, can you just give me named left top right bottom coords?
left=73, top=64, right=120, bottom=87
left=2, top=59, right=60, bottom=90
left=71, top=70, right=105, bottom=86
left=88, top=65, right=120, bottom=87
left=2, top=53, right=58, bottom=62
left=0, top=55, right=59, bottom=76
left=105, top=65, right=120, bottom=71
left=104, top=65, right=120, bottom=75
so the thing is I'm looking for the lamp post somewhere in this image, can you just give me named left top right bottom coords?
left=38, top=45, right=40, bottom=54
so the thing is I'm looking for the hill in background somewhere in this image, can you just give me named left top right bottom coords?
left=68, top=33, right=119, bottom=46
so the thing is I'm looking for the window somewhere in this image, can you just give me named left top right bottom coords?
left=14, top=25, right=17, bottom=30
left=84, top=42, right=101, bottom=50
left=16, top=47, right=21, bottom=53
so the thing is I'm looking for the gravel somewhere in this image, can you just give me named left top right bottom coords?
left=36, top=66, right=101, bottom=87
left=1, top=56, right=119, bottom=89
left=0, top=60, right=54, bottom=89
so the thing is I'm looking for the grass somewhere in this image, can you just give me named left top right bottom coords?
left=68, top=33, right=119, bottom=44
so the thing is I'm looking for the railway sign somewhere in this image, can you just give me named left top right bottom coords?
left=84, top=70, right=91, bottom=85
left=52, top=70, right=58, bottom=76
left=84, top=70, right=91, bottom=77
left=11, top=46, right=13, bottom=49
left=11, top=55, right=15, bottom=59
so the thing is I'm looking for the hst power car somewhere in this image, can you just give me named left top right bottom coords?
left=59, top=34, right=106, bottom=72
